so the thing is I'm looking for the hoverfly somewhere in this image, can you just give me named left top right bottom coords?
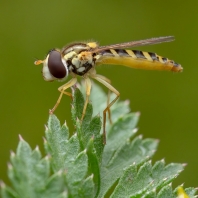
left=35, top=36, right=182, bottom=144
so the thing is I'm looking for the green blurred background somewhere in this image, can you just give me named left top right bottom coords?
left=0, top=0, right=197, bottom=188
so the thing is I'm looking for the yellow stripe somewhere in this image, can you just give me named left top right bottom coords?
left=142, top=51, right=153, bottom=61
left=125, top=50, right=137, bottom=59
left=110, top=49, right=119, bottom=56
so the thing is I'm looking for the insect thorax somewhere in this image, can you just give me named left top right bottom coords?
left=62, top=43, right=99, bottom=76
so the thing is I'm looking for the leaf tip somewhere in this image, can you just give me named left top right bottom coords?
left=35, top=145, right=39, bottom=151
left=182, top=163, right=187, bottom=167
left=146, top=156, right=150, bottom=160
left=64, top=120, right=67, bottom=126
left=18, top=134, right=24, bottom=141
left=44, top=124, right=48, bottom=130
left=136, top=111, right=141, bottom=116
left=0, top=180, right=5, bottom=188
left=57, top=170, right=63, bottom=176
left=174, top=174, right=179, bottom=179
left=152, top=149, right=157, bottom=154
left=151, top=188, right=156, bottom=193
left=160, top=158, right=165, bottom=163
left=7, top=162, right=12, bottom=170
left=10, top=150, right=15, bottom=157
left=45, top=155, right=51, bottom=160
left=155, top=139, right=160, bottom=144
left=74, top=133, right=77, bottom=137
left=124, top=99, right=130, bottom=105
left=132, top=128, right=138, bottom=133
left=83, top=149, right=87, bottom=154
left=43, top=137, right=47, bottom=143
left=148, top=159, right=152, bottom=164
left=61, top=191, right=68, bottom=196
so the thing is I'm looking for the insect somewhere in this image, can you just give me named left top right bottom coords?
left=35, top=36, right=183, bottom=144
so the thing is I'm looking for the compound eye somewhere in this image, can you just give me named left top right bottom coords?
left=48, top=50, right=67, bottom=79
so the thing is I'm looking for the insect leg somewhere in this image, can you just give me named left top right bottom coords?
left=95, top=74, right=111, bottom=84
left=95, top=74, right=113, bottom=124
left=91, top=74, right=120, bottom=144
left=107, top=89, right=112, bottom=124
left=58, top=83, right=73, bottom=99
left=50, top=78, right=77, bottom=114
left=81, top=77, right=92, bottom=121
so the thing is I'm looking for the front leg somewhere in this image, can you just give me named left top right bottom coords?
left=50, top=78, right=77, bottom=114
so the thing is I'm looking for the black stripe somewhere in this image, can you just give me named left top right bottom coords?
left=173, top=62, right=180, bottom=67
left=114, top=49, right=130, bottom=57
left=162, top=57, right=168, bottom=63
left=132, top=50, right=146, bottom=59
left=148, top=52, right=158, bottom=61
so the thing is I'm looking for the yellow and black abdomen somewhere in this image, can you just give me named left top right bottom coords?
left=96, top=49, right=183, bottom=72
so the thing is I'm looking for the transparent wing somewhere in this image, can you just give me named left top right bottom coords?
left=91, top=36, right=175, bottom=53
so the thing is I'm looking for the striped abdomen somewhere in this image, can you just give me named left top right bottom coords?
left=96, top=49, right=183, bottom=72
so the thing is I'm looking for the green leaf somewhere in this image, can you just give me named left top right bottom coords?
left=110, top=160, right=185, bottom=197
left=2, top=136, right=65, bottom=198
left=98, top=119, right=158, bottom=197
left=184, top=187, right=198, bottom=197
left=1, top=82, right=197, bottom=198
left=71, top=87, right=102, bottom=196
left=157, top=184, right=174, bottom=198
left=0, top=182, right=18, bottom=198
left=152, top=160, right=184, bottom=189
left=72, top=88, right=104, bottom=160
left=175, top=186, right=198, bottom=198
left=45, top=114, right=93, bottom=198
left=45, top=114, right=79, bottom=171
left=79, top=175, right=95, bottom=198
left=67, top=154, right=94, bottom=198
left=43, top=172, right=66, bottom=198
